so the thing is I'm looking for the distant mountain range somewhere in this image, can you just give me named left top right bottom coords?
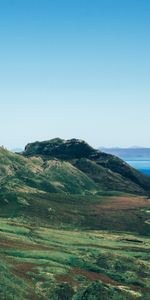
left=11, top=147, right=23, bottom=153
left=99, top=147, right=150, bottom=159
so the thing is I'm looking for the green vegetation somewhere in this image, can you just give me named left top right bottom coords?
left=1, top=137, right=150, bottom=199
left=0, top=218, right=149, bottom=300
left=0, top=139, right=150, bottom=299
left=23, top=138, right=150, bottom=195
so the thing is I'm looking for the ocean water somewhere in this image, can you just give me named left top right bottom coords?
left=125, top=158, right=150, bottom=176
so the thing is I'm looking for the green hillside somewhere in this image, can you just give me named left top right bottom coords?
left=0, top=218, right=149, bottom=300
left=23, top=138, right=150, bottom=195
left=0, top=141, right=150, bottom=234
left=0, top=139, right=150, bottom=300
left=0, top=146, right=97, bottom=198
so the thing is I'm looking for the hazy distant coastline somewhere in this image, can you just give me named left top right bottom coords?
left=100, top=147, right=150, bottom=176
left=99, top=147, right=150, bottom=159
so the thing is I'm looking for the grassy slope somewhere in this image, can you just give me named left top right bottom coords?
left=0, top=189, right=150, bottom=234
left=42, top=160, right=98, bottom=194
left=0, top=147, right=97, bottom=196
left=1, top=141, right=150, bottom=197
left=0, top=218, right=150, bottom=300
left=72, top=158, right=145, bottom=194
left=23, top=138, right=150, bottom=195
left=1, top=186, right=149, bottom=299
left=0, top=145, right=150, bottom=299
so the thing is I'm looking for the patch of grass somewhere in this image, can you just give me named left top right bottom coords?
left=0, top=260, right=29, bottom=300
left=0, top=218, right=149, bottom=299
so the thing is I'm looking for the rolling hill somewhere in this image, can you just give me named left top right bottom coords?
left=0, top=139, right=150, bottom=300
left=0, top=139, right=150, bottom=233
left=23, top=138, right=150, bottom=195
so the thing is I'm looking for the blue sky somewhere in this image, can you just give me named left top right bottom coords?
left=0, top=0, right=150, bottom=149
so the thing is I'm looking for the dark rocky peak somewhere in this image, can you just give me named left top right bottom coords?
left=24, top=138, right=101, bottom=160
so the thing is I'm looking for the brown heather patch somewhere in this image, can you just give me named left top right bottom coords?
left=12, top=263, right=47, bottom=300
left=0, top=235, right=55, bottom=251
left=71, top=268, right=120, bottom=285
left=56, top=268, right=120, bottom=287
left=95, top=196, right=150, bottom=211
left=57, top=268, right=150, bottom=295
left=13, top=262, right=39, bottom=280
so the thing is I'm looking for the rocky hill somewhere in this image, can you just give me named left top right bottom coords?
left=23, top=138, right=150, bottom=195
left=24, top=138, right=99, bottom=160
left=0, top=138, right=150, bottom=227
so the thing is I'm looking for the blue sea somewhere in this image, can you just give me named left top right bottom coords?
left=125, top=158, right=150, bottom=176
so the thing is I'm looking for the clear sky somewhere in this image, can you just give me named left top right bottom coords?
left=0, top=0, right=150, bottom=149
